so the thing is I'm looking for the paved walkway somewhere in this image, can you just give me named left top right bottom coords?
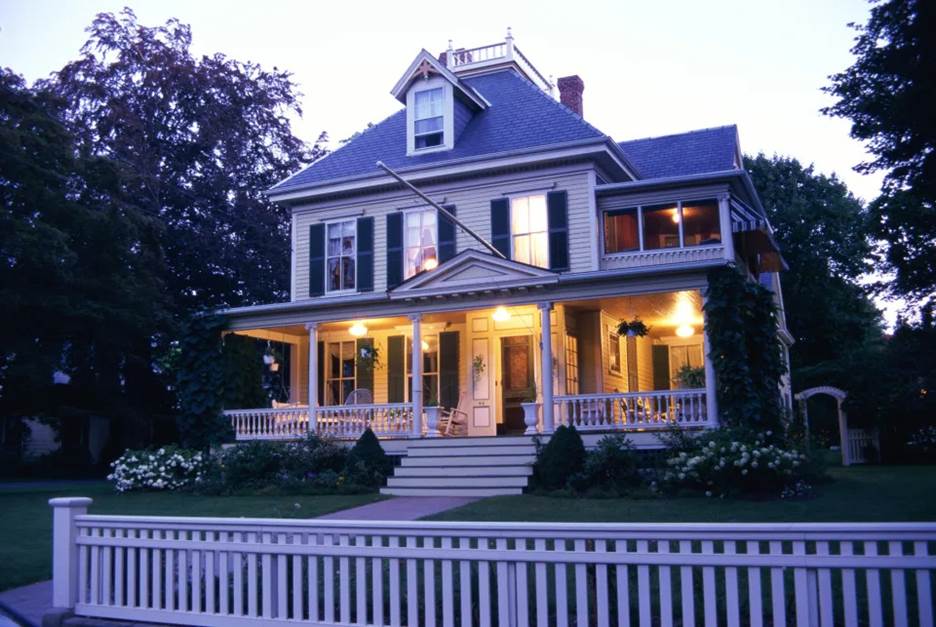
left=0, top=496, right=476, bottom=625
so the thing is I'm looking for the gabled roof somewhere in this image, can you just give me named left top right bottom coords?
left=389, top=248, right=558, bottom=300
left=270, top=69, right=615, bottom=195
left=617, top=125, right=740, bottom=180
left=390, top=49, right=488, bottom=110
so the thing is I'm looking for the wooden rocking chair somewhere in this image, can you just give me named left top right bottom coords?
left=438, top=392, right=469, bottom=437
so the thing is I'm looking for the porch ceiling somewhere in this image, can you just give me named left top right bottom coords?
left=564, top=290, right=704, bottom=337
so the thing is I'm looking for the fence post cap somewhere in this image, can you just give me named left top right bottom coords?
left=48, top=497, right=93, bottom=508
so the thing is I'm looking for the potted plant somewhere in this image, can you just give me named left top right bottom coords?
left=617, top=317, right=650, bottom=337
left=520, top=385, right=539, bottom=435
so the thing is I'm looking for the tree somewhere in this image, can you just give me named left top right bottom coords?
left=823, top=0, right=936, bottom=307
left=41, top=8, right=326, bottom=314
left=744, top=155, right=882, bottom=389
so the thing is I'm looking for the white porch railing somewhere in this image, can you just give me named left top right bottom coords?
left=225, top=403, right=414, bottom=441
left=555, top=388, right=709, bottom=431
left=50, top=499, right=936, bottom=627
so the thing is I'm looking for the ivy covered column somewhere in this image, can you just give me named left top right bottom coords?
left=701, top=294, right=719, bottom=425
left=306, top=322, right=318, bottom=434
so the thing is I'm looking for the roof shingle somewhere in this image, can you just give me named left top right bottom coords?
left=616, top=125, right=739, bottom=180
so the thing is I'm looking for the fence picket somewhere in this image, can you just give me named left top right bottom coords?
left=442, top=537, right=455, bottom=627
left=277, top=533, right=288, bottom=619
left=191, top=532, right=201, bottom=614
left=724, top=540, right=740, bottom=627
left=637, top=539, right=651, bottom=627
left=554, top=539, right=568, bottom=627
left=865, top=541, right=884, bottom=627
left=769, top=540, right=786, bottom=627
left=177, top=531, right=188, bottom=613
left=701, top=540, right=716, bottom=627
left=372, top=535, right=384, bottom=626
left=534, top=538, right=548, bottom=627
left=205, top=531, right=215, bottom=615
left=126, top=529, right=136, bottom=608
left=615, top=539, right=630, bottom=627
left=308, top=534, right=320, bottom=623
left=292, top=533, right=302, bottom=621
left=889, top=541, right=908, bottom=627
left=232, top=531, right=243, bottom=616
left=460, top=537, right=474, bottom=627
left=596, top=540, right=610, bottom=627
left=339, top=534, right=350, bottom=624
left=497, top=537, right=510, bottom=626
left=679, top=540, right=695, bottom=627
left=745, top=540, right=762, bottom=627
left=658, top=540, right=673, bottom=627
left=793, top=540, right=811, bottom=626
left=425, top=536, right=437, bottom=627
left=246, top=532, right=258, bottom=617
left=389, top=536, right=401, bottom=627
left=355, top=535, right=367, bottom=624
left=406, top=536, right=418, bottom=627
left=574, top=538, right=589, bottom=627
left=324, top=533, right=335, bottom=624
left=914, top=541, right=934, bottom=627
left=815, top=541, right=833, bottom=626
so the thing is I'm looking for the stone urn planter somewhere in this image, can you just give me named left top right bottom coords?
left=424, top=405, right=441, bottom=437
left=521, top=402, right=540, bottom=435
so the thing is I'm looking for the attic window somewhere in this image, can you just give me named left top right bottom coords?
left=414, top=88, right=444, bottom=149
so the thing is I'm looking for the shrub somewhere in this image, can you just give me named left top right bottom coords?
left=533, top=425, right=586, bottom=491
left=344, top=429, right=392, bottom=488
left=907, top=426, right=936, bottom=463
left=662, top=429, right=812, bottom=498
left=108, top=446, right=206, bottom=492
left=571, top=434, right=641, bottom=494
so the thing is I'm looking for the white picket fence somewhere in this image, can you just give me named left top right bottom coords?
left=50, top=498, right=936, bottom=627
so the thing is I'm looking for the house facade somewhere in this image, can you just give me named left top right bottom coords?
left=222, top=33, right=790, bottom=494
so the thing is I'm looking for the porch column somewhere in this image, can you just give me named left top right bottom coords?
left=701, top=297, right=719, bottom=425
left=306, top=322, right=318, bottom=434
left=539, top=302, right=555, bottom=434
left=410, top=314, right=423, bottom=437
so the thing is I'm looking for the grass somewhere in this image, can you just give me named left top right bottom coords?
left=428, top=465, right=936, bottom=522
left=0, top=481, right=382, bottom=592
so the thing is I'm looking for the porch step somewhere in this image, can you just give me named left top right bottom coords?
left=379, top=487, right=523, bottom=497
left=381, top=436, right=537, bottom=497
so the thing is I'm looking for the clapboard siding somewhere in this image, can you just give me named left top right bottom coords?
left=291, top=165, right=596, bottom=300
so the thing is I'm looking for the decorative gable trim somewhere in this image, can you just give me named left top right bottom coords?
left=389, top=248, right=557, bottom=301
left=391, top=50, right=489, bottom=110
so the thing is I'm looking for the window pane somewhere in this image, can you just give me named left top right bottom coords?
left=531, top=232, right=549, bottom=268
left=415, top=117, right=443, bottom=134
left=415, top=133, right=442, bottom=149
left=342, top=379, right=354, bottom=404
left=513, top=235, right=530, bottom=265
left=527, top=195, right=548, bottom=231
left=342, top=257, right=355, bottom=289
left=604, top=209, right=639, bottom=253
left=328, top=344, right=341, bottom=378
left=327, top=258, right=340, bottom=290
left=642, top=204, right=680, bottom=249
left=681, top=199, right=721, bottom=246
left=511, top=197, right=529, bottom=234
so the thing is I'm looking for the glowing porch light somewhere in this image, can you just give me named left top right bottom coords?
left=349, top=321, right=368, bottom=337
left=421, top=340, right=430, bottom=352
left=676, top=324, right=695, bottom=338
left=492, top=306, right=511, bottom=322
left=671, top=208, right=681, bottom=223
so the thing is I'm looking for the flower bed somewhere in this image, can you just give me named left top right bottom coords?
left=107, top=446, right=206, bottom=492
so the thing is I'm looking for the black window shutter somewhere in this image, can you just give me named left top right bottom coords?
left=652, top=345, right=670, bottom=391
left=439, top=331, right=460, bottom=409
left=490, top=198, right=510, bottom=258
left=355, top=337, right=374, bottom=393
left=387, top=335, right=405, bottom=403
left=356, top=217, right=374, bottom=292
left=308, top=223, right=326, bottom=297
left=386, top=213, right=403, bottom=289
left=438, top=205, right=457, bottom=263
left=547, top=190, right=569, bottom=271
left=317, top=341, right=325, bottom=405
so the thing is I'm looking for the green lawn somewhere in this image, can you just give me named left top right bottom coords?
left=0, top=482, right=382, bottom=592
left=428, top=465, right=936, bottom=523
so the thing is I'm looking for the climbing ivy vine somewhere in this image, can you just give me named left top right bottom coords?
left=173, top=315, right=231, bottom=450
left=703, top=266, right=786, bottom=435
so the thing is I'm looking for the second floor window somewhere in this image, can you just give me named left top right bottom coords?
left=510, top=194, right=549, bottom=268
left=327, top=220, right=356, bottom=292
left=602, top=198, right=721, bottom=255
left=414, top=88, right=444, bottom=149
left=404, top=209, right=438, bottom=279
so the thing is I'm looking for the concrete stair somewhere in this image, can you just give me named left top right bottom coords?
left=380, top=436, right=536, bottom=497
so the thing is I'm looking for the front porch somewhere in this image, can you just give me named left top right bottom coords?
left=223, top=288, right=717, bottom=449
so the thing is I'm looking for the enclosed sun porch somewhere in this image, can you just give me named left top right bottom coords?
left=223, top=288, right=717, bottom=450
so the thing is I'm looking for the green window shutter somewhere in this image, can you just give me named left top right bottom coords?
left=547, top=190, right=569, bottom=271
left=387, top=335, right=405, bottom=403
left=439, top=331, right=460, bottom=409
left=308, top=223, right=325, bottom=297
left=355, top=338, right=374, bottom=393
left=386, top=213, right=403, bottom=289
left=490, top=198, right=510, bottom=258
left=356, top=217, right=374, bottom=292
left=438, top=205, right=457, bottom=263
left=652, top=345, right=670, bottom=391
left=317, top=341, right=325, bottom=405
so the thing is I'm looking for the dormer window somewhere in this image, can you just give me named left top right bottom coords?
left=414, top=88, right=444, bottom=149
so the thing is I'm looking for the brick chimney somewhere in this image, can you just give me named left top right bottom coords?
left=557, top=75, right=584, bottom=117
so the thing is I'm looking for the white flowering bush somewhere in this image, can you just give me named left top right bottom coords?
left=907, top=425, right=936, bottom=462
left=663, top=431, right=810, bottom=497
left=108, top=446, right=206, bottom=492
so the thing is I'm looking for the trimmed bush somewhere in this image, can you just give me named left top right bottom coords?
left=344, top=429, right=392, bottom=488
left=108, top=446, right=206, bottom=492
left=533, top=425, right=586, bottom=491
left=571, top=434, right=641, bottom=494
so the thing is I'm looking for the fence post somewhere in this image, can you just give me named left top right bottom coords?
left=49, top=497, right=92, bottom=609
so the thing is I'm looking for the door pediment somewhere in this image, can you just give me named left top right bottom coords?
left=389, top=249, right=558, bottom=300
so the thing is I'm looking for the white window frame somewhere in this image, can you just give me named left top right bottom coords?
left=608, top=330, right=622, bottom=375
left=406, top=334, right=441, bottom=405
left=405, top=77, right=454, bottom=155
left=325, top=218, right=357, bottom=294
left=509, top=193, right=550, bottom=268
left=325, top=340, right=357, bottom=405
left=403, top=208, right=439, bottom=280
left=413, top=87, right=445, bottom=150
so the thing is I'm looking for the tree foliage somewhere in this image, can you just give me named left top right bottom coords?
left=823, top=0, right=936, bottom=306
left=744, top=154, right=882, bottom=388
left=704, top=266, right=786, bottom=434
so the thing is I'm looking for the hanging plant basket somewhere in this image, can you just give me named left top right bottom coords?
left=355, top=344, right=381, bottom=371
left=617, top=318, right=650, bottom=337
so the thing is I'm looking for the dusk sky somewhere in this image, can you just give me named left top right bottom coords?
left=2, top=0, right=882, bottom=202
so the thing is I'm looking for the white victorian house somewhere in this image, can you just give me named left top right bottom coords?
left=221, top=33, right=791, bottom=495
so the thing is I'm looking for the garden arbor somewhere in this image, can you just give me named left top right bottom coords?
left=795, top=386, right=854, bottom=465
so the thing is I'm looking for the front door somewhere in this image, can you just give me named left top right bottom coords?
left=500, top=335, right=533, bottom=434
